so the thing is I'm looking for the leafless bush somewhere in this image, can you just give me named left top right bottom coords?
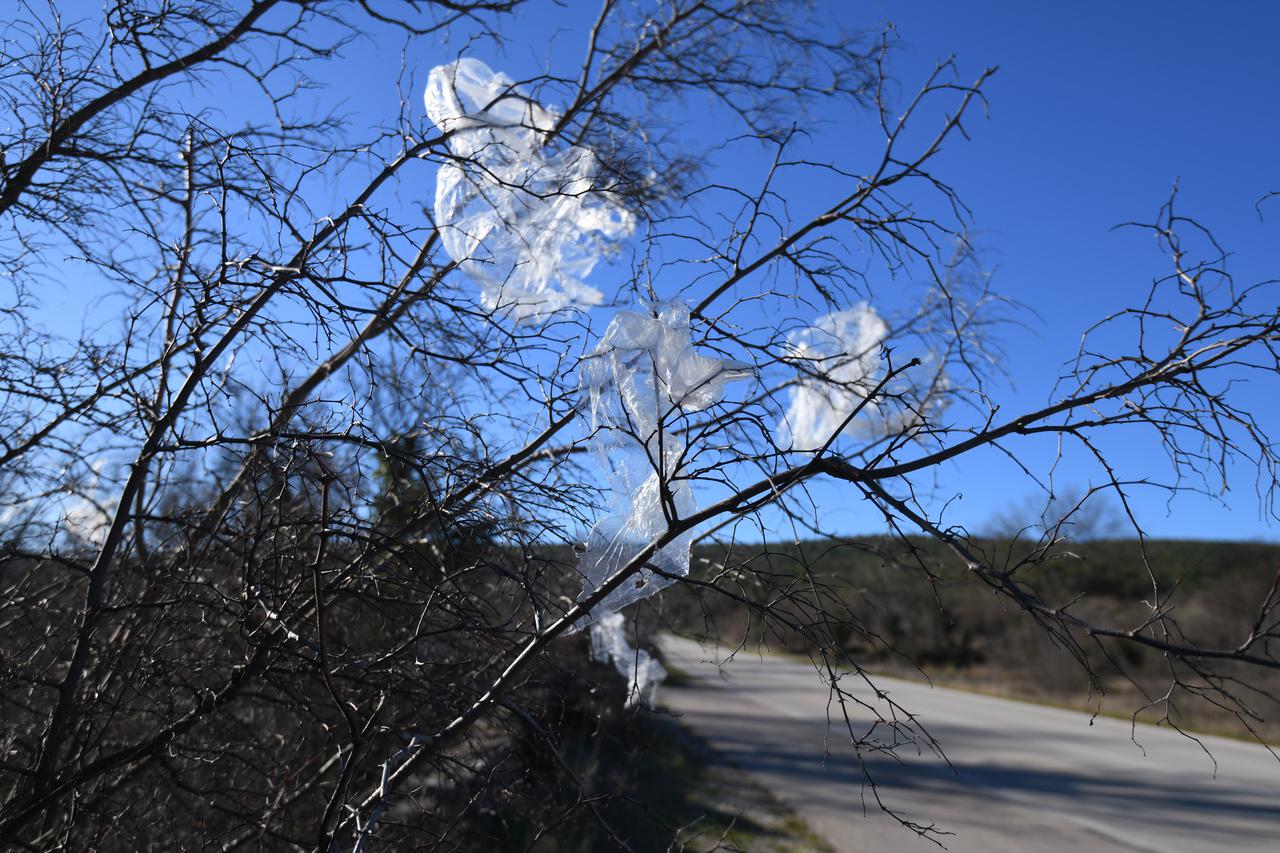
left=1, top=1, right=1277, bottom=849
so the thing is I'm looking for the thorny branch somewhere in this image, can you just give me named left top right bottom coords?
left=0, top=1, right=1277, bottom=849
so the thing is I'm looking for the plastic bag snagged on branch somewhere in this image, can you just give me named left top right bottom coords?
left=779, top=304, right=888, bottom=451
left=588, top=612, right=667, bottom=709
left=424, top=58, right=635, bottom=323
left=573, top=302, right=750, bottom=629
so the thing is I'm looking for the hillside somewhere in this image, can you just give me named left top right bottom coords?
left=660, top=537, right=1280, bottom=741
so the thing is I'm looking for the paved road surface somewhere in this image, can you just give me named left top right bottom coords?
left=659, top=636, right=1280, bottom=852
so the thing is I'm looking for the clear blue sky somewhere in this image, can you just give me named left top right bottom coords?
left=41, top=1, right=1280, bottom=541
left=837, top=1, right=1280, bottom=541
left=438, top=1, right=1280, bottom=541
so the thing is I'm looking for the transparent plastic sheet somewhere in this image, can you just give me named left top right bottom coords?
left=424, top=59, right=635, bottom=323
left=779, top=304, right=888, bottom=450
left=572, top=302, right=750, bottom=630
left=588, top=612, right=667, bottom=709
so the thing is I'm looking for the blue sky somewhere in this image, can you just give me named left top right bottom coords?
left=36, top=1, right=1280, bottom=541
left=832, top=1, right=1280, bottom=540
left=384, top=0, right=1280, bottom=541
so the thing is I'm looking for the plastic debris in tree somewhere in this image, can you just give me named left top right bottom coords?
left=573, top=302, right=750, bottom=629
left=588, top=612, right=667, bottom=709
left=424, top=58, right=635, bottom=323
left=779, top=304, right=888, bottom=451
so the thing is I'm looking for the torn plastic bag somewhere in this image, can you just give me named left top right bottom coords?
left=424, top=58, right=635, bottom=323
left=588, top=612, right=667, bottom=709
left=779, top=303, right=888, bottom=450
left=572, top=302, right=750, bottom=629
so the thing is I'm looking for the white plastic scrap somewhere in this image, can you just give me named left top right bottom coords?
left=573, top=302, right=750, bottom=628
left=588, top=612, right=667, bottom=709
left=779, top=304, right=888, bottom=451
left=424, top=58, right=635, bottom=323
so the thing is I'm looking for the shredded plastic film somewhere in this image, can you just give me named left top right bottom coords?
left=573, top=302, right=750, bottom=629
left=424, top=58, right=635, bottom=323
left=588, top=612, right=667, bottom=709
left=779, top=304, right=888, bottom=451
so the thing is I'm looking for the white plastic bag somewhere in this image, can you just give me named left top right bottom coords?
left=779, top=304, right=888, bottom=450
left=574, top=302, right=749, bottom=627
left=588, top=612, right=667, bottom=709
left=424, top=59, right=635, bottom=323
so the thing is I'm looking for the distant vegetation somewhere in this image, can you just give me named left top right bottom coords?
left=660, top=537, right=1280, bottom=741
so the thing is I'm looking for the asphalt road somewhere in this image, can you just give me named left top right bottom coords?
left=658, top=636, right=1280, bottom=853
